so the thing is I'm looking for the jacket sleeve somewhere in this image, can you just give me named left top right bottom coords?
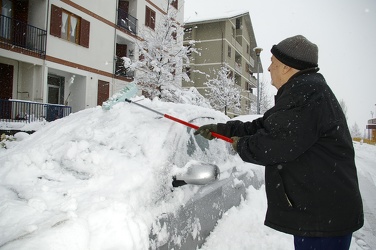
left=217, top=117, right=265, bottom=137
left=236, top=94, right=323, bottom=166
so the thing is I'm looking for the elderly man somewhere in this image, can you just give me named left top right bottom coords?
left=195, top=35, right=363, bottom=250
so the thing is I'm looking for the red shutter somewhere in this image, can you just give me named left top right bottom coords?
left=80, top=19, right=90, bottom=48
left=145, top=7, right=155, bottom=30
left=145, top=7, right=150, bottom=28
left=50, top=4, right=62, bottom=37
left=171, top=0, right=178, bottom=9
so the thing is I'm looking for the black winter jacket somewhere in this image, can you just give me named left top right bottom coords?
left=217, top=68, right=363, bottom=237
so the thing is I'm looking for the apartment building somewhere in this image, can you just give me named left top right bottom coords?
left=0, top=0, right=183, bottom=115
left=183, top=10, right=263, bottom=117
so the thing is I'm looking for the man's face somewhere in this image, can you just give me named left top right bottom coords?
left=268, top=56, right=284, bottom=89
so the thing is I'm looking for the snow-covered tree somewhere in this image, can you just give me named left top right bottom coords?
left=204, top=66, right=241, bottom=115
left=259, top=79, right=273, bottom=114
left=123, top=4, right=198, bottom=103
left=250, top=79, right=273, bottom=115
left=350, top=122, right=362, bottom=138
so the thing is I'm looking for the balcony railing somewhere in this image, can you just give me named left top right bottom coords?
left=0, top=99, right=71, bottom=123
left=115, top=57, right=135, bottom=78
left=0, top=14, right=47, bottom=56
left=117, top=9, right=137, bottom=35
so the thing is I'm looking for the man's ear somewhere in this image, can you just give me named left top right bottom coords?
left=282, top=65, right=299, bottom=76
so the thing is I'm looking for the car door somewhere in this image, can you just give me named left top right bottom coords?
left=149, top=117, right=263, bottom=250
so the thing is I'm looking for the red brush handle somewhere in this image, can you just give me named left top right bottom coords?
left=164, top=114, right=233, bottom=143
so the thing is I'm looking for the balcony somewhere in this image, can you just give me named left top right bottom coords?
left=0, top=99, right=71, bottom=123
left=117, top=9, right=138, bottom=35
left=0, top=14, right=47, bottom=57
left=115, top=57, right=135, bottom=78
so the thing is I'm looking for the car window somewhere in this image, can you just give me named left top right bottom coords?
left=186, top=117, right=214, bottom=156
left=171, top=117, right=234, bottom=169
left=187, top=127, right=209, bottom=156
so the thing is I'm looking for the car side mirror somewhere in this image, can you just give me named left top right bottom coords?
left=173, top=161, right=220, bottom=187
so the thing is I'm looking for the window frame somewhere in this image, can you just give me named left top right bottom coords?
left=61, top=10, right=81, bottom=44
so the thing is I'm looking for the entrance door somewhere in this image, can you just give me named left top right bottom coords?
left=47, top=74, right=65, bottom=104
left=0, top=62, right=13, bottom=99
left=13, top=0, right=28, bottom=47
left=117, top=1, right=130, bottom=30
left=47, top=74, right=65, bottom=121
left=119, top=0, right=129, bottom=13
left=0, top=62, right=13, bottom=119
left=97, top=80, right=109, bottom=105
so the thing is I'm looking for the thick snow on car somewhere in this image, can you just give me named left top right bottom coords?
left=0, top=99, right=263, bottom=250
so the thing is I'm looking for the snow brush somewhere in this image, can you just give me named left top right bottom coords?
left=124, top=98, right=233, bottom=143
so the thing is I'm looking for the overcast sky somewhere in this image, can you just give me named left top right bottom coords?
left=184, top=0, right=376, bottom=132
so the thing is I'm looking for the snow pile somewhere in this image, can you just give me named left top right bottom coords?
left=0, top=120, right=47, bottom=131
left=0, top=98, right=244, bottom=250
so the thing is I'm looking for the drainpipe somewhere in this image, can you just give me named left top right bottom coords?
left=41, top=0, right=51, bottom=104
left=221, top=31, right=224, bottom=65
left=111, top=0, right=119, bottom=96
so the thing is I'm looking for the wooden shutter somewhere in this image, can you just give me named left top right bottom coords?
left=80, top=18, right=90, bottom=48
left=145, top=7, right=150, bottom=28
left=145, top=7, right=155, bottom=30
left=171, top=0, right=178, bottom=9
left=50, top=4, right=62, bottom=37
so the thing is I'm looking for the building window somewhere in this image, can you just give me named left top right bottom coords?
left=236, top=18, right=241, bottom=29
left=228, top=45, right=231, bottom=58
left=171, top=0, right=178, bottom=9
left=50, top=5, right=90, bottom=48
left=145, top=6, right=156, bottom=30
left=61, top=10, right=80, bottom=44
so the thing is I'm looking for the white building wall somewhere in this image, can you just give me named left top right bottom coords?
left=47, top=0, right=115, bottom=75
left=1, top=0, right=186, bottom=114
left=68, top=0, right=117, bottom=22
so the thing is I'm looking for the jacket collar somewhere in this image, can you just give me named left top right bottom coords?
left=275, top=67, right=320, bottom=99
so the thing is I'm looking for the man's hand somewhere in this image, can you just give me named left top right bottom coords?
left=231, top=136, right=240, bottom=152
left=194, top=124, right=218, bottom=140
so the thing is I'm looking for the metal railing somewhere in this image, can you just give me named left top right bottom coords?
left=117, top=9, right=137, bottom=35
left=0, top=99, right=71, bottom=123
left=0, top=14, right=47, bottom=56
left=115, top=57, right=135, bottom=78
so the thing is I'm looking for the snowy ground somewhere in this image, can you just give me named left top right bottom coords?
left=1, top=101, right=375, bottom=250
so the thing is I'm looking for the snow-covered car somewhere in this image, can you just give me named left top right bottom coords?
left=0, top=99, right=263, bottom=250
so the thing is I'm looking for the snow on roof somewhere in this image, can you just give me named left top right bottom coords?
left=184, top=8, right=249, bottom=24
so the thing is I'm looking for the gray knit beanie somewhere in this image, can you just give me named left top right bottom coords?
left=271, top=35, right=318, bottom=70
